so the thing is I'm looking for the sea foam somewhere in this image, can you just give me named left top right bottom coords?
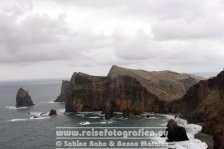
left=5, top=106, right=28, bottom=110
left=158, top=114, right=208, bottom=149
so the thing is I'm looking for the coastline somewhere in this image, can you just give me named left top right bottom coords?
left=177, top=118, right=214, bottom=149
left=161, top=114, right=209, bottom=149
left=195, top=131, right=214, bottom=149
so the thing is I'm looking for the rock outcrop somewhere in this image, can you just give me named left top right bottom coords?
left=166, top=119, right=189, bottom=142
left=63, top=72, right=168, bottom=114
left=108, top=65, right=202, bottom=101
left=49, top=109, right=57, bottom=116
left=104, top=102, right=113, bottom=120
left=122, top=109, right=129, bottom=118
left=16, top=88, right=34, bottom=107
left=172, top=70, right=224, bottom=148
left=55, top=80, right=71, bottom=102
left=55, top=65, right=203, bottom=114
left=56, top=66, right=202, bottom=103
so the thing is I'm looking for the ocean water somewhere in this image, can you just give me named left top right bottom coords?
left=0, top=80, right=207, bottom=149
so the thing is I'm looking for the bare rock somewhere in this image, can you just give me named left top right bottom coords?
left=16, top=88, right=34, bottom=107
left=122, top=109, right=129, bottom=118
left=166, top=119, right=189, bottom=142
left=49, top=109, right=57, bottom=116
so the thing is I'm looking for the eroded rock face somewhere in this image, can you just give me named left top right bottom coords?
left=166, top=119, right=189, bottom=142
left=55, top=80, right=71, bottom=102
left=16, top=88, right=34, bottom=107
left=63, top=72, right=168, bottom=114
left=104, top=102, right=113, bottom=120
left=172, top=70, right=224, bottom=148
left=108, top=65, right=202, bottom=101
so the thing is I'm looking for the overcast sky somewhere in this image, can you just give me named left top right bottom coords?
left=0, top=0, right=224, bottom=81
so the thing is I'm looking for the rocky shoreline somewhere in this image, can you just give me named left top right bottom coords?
left=195, top=132, right=214, bottom=149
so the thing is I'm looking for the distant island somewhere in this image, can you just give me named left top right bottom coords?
left=55, top=65, right=224, bottom=148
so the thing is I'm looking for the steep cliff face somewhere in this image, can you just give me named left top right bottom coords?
left=108, top=65, right=202, bottom=101
left=56, top=65, right=201, bottom=103
left=173, top=70, right=224, bottom=149
left=64, top=72, right=168, bottom=114
left=55, top=80, right=71, bottom=102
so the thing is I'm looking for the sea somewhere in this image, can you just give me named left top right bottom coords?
left=0, top=80, right=208, bottom=149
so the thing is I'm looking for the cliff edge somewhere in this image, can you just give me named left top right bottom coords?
left=108, top=65, right=202, bottom=101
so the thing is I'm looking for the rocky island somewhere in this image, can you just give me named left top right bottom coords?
left=16, top=88, right=34, bottom=107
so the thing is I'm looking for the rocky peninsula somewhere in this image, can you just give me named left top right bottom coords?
left=55, top=65, right=224, bottom=148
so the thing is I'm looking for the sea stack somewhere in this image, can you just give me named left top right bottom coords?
left=49, top=109, right=57, bottom=116
left=166, top=119, right=189, bottom=142
left=16, top=88, right=34, bottom=107
left=105, top=102, right=113, bottom=120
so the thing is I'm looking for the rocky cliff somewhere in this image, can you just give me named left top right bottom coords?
left=16, top=88, right=34, bottom=107
left=55, top=80, right=71, bottom=102
left=108, top=65, right=202, bottom=101
left=60, top=72, right=169, bottom=114
left=56, top=66, right=202, bottom=103
left=55, top=66, right=224, bottom=148
left=172, top=70, right=224, bottom=149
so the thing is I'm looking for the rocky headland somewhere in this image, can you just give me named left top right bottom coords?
left=55, top=65, right=224, bottom=148
left=108, top=65, right=202, bottom=101
left=55, top=66, right=203, bottom=115
left=63, top=72, right=167, bottom=114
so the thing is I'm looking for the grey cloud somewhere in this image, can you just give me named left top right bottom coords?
left=0, top=8, right=111, bottom=63
left=110, top=30, right=224, bottom=68
left=0, top=0, right=224, bottom=81
left=0, top=13, right=71, bottom=62
left=152, top=17, right=224, bottom=40
left=112, top=31, right=159, bottom=60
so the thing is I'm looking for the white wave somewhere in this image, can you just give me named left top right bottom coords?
left=8, top=118, right=28, bottom=122
left=76, top=113, right=85, bottom=117
left=77, top=112, right=93, bottom=114
left=30, top=116, right=50, bottom=120
left=47, top=101, right=56, bottom=103
left=119, top=117, right=128, bottom=120
left=100, top=120, right=114, bottom=124
left=5, top=106, right=29, bottom=110
left=79, top=121, right=91, bottom=125
left=141, top=112, right=154, bottom=117
left=154, top=114, right=207, bottom=149
left=145, top=116, right=157, bottom=119
left=161, top=113, right=175, bottom=119
left=57, top=109, right=65, bottom=114
left=113, top=112, right=122, bottom=115
left=29, top=112, right=44, bottom=116
left=89, top=116, right=100, bottom=119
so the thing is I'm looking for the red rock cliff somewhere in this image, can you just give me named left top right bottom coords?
left=64, top=72, right=168, bottom=114
left=172, top=70, right=224, bottom=149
